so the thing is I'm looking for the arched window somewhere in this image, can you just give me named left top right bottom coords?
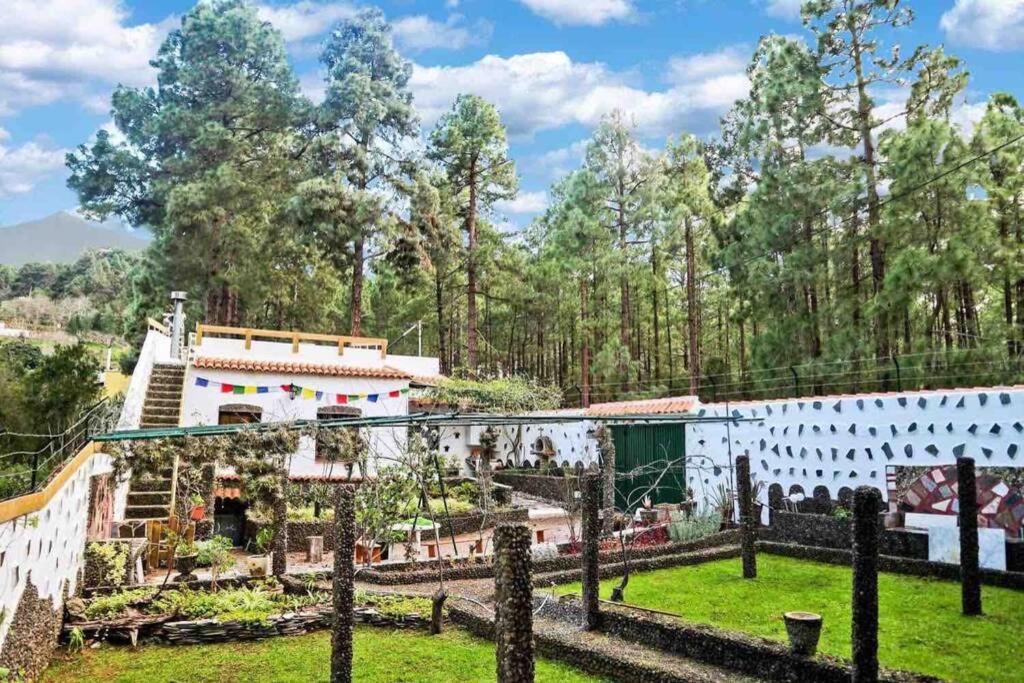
left=530, top=436, right=555, bottom=467
left=218, top=403, right=262, bottom=425
left=315, top=406, right=362, bottom=463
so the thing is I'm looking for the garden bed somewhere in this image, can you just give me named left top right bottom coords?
left=352, top=529, right=740, bottom=585
left=65, top=581, right=436, bottom=646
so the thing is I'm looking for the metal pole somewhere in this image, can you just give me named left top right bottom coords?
left=169, top=291, right=187, bottom=360
left=891, top=354, right=901, bottom=392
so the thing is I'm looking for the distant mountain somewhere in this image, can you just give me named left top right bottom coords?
left=0, top=211, right=150, bottom=266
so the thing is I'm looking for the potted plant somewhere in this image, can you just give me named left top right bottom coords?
left=174, top=541, right=199, bottom=583
left=189, top=493, right=206, bottom=522
left=783, top=611, right=823, bottom=656
left=750, top=480, right=766, bottom=526
left=638, top=495, right=659, bottom=525
left=246, top=527, right=274, bottom=578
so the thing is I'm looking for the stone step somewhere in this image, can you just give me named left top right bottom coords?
left=147, top=388, right=184, bottom=399
left=140, top=420, right=179, bottom=429
left=125, top=504, right=172, bottom=520
left=145, top=397, right=182, bottom=408
left=148, top=379, right=184, bottom=390
left=130, top=478, right=173, bottom=492
left=128, top=491, right=172, bottom=506
left=142, top=406, right=180, bottom=418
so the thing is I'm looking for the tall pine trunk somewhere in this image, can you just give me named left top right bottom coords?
left=685, top=217, right=700, bottom=396
left=466, top=161, right=479, bottom=372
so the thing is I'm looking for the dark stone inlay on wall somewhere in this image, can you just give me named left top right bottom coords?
left=898, top=398, right=907, bottom=407
left=0, top=578, right=62, bottom=682
left=1000, top=393, right=1011, bottom=405
left=493, top=523, right=535, bottom=683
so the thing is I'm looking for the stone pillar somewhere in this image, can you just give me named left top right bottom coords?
left=596, top=426, right=616, bottom=533
left=331, top=485, right=356, bottom=683
left=736, top=455, right=756, bottom=579
left=957, top=457, right=982, bottom=616
left=493, top=523, right=535, bottom=683
left=851, top=486, right=880, bottom=683
left=580, top=473, right=602, bottom=630
left=272, top=469, right=289, bottom=577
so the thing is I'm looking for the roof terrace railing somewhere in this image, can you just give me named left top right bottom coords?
left=194, top=324, right=389, bottom=358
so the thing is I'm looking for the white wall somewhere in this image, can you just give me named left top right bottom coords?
left=439, top=415, right=599, bottom=474
left=686, top=387, right=1024, bottom=515
left=180, top=366, right=411, bottom=478
left=0, top=448, right=115, bottom=650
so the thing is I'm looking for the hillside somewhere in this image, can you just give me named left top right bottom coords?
left=0, top=212, right=148, bottom=266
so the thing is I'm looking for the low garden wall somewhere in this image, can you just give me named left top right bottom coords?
left=759, top=541, right=1024, bottom=590
left=537, top=597, right=938, bottom=683
left=355, top=530, right=740, bottom=585
left=764, top=511, right=1024, bottom=572
left=246, top=506, right=529, bottom=553
left=492, top=471, right=577, bottom=502
left=82, top=539, right=147, bottom=590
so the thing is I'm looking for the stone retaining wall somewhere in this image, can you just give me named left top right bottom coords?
left=492, top=471, right=578, bottom=502
left=759, top=541, right=1024, bottom=590
left=765, top=511, right=1024, bottom=572
left=357, top=530, right=740, bottom=585
left=539, top=597, right=938, bottom=683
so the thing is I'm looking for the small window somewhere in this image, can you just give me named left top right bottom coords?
left=219, top=404, right=262, bottom=425
left=316, top=406, right=362, bottom=463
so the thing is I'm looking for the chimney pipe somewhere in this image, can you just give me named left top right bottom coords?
left=170, top=291, right=187, bottom=360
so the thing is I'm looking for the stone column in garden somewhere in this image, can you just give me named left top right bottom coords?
left=596, top=426, right=616, bottom=533
left=957, top=457, right=982, bottom=616
left=735, top=455, right=756, bottom=579
left=272, top=467, right=289, bottom=577
left=331, top=485, right=356, bottom=683
left=851, top=486, right=880, bottom=683
left=580, top=472, right=602, bottom=630
left=493, top=523, right=535, bottom=683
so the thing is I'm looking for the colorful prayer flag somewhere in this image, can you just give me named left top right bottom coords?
left=221, top=383, right=234, bottom=393
left=301, top=388, right=314, bottom=399
left=257, top=386, right=269, bottom=394
left=195, top=377, right=209, bottom=387
left=336, top=394, right=348, bottom=404
left=233, top=385, right=246, bottom=395
left=245, top=386, right=257, bottom=395
left=368, top=394, right=379, bottom=403
left=388, top=390, right=401, bottom=398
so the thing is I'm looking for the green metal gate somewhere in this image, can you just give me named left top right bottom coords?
left=611, top=423, right=686, bottom=509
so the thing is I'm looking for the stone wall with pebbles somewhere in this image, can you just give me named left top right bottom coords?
left=0, top=449, right=121, bottom=667
left=157, top=606, right=429, bottom=645
left=688, top=387, right=1024, bottom=518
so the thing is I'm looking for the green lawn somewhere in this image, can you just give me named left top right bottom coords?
left=555, top=554, right=1023, bottom=683
left=43, top=626, right=600, bottom=683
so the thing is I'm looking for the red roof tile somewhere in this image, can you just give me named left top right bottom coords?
left=585, top=395, right=699, bottom=417
left=192, top=356, right=411, bottom=379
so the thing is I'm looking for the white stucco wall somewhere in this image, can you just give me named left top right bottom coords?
left=686, top=386, right=1024, bottom=516
left=0, top=448, right=115, bottom=650
left=181, top=366, right=411, bottom=478
left=440, top=415, right=600, bottom=474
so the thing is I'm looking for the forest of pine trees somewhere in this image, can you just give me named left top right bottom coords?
left=65, top=0, right=1024, bottom=406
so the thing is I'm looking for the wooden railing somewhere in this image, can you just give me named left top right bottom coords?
left=194, top=324, right=388, bottom=358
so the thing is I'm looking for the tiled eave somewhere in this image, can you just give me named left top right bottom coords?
left=192, top=356, right=411, bottom=380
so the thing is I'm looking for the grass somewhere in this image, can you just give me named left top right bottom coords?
left=43, top=626, right=602, bottom=682
left=555, top=554, right=1024, bottom=683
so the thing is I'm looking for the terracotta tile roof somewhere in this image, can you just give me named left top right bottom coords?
left=409, top=374, right=447, bottom=387
left=585, top=395, right=699, bottom=417
left=192, top=356, right=411, bottom=379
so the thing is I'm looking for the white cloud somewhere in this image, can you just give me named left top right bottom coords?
left=517, top=0, right=635, bottom=26
left=494, top=191, right=549, bottom=215
left=668, top=45, right=749, bottom=83
left=0, top=0, right=173, bottom=115
left=410, top=50, right=749, bottom=139
left=0, top=135, right=66, bottom=198
left=940, top=0, right=1024, bottom=51
left=256, top=1, right=356, bottom=43
left=392, top=14, right=493, bottom=52
left=759, top=0, right=803, bottom=21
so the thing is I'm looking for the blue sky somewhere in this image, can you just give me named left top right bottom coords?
left=1, top=0, right=1022, bottom=228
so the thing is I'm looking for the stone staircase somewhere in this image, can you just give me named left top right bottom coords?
left=124, top=363, right=185, bottom=523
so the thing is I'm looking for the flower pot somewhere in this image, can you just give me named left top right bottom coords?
left=783, top=611, right=823, bottom=657
left=247, top=553, right=273, bottom=578
left=174, top=554, right=198, bottom=582
left=639, top=509, right=658, bottom=525
left=189, top=505, right=206, bottom=522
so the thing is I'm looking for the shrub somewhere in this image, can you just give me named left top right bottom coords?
left=354, top=590, right=433, bottom=618
left=195, top=536, right=233, bottom=567
left=667, top=512, right=719, bottom=543
left=83, top=587, right=157, bottom=620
